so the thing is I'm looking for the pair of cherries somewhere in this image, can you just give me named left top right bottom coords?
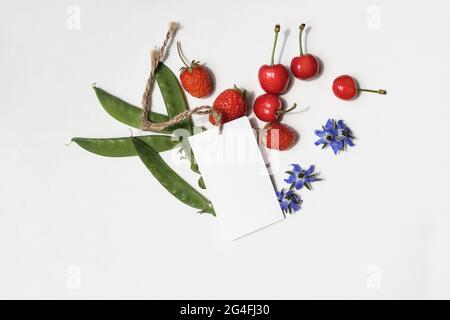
left=254, top=24, right=318, bottom=122
left=254, top=24, right=386, bottom=121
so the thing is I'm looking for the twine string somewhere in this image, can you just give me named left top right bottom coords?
left=140, top=22, right=222, bottom=133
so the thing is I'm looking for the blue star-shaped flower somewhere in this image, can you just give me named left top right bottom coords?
left=315, top=119, right=355, bottom=154
left=277, top=188, right=303, bottom=214
left=284, top=164, right=320, bottom=190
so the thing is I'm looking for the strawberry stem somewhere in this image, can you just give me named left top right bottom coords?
left=358, top=88, right=387, bottom=95
left=177, top=41, right=190, bottom=68
left=299, top=24, right=305, bottom=56
left=271, top=24, right=281, bottom=66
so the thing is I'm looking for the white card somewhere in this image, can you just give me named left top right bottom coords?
left=188, top=116, right=285, bottom=240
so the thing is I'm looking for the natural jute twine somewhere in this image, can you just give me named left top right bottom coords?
left=140, top=22, right=222, bottom=133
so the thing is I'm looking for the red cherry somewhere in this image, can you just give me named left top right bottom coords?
left=332, top=75, right=387, bottom=100
left=253, top=94, right=297, bottom=122
left=258, top=24, right=290, bottom=95
left=290, top=24, right=320, bottom=80
left=253, top=94, right=281, bottom=122
left=258, top=65, right=289, bottom=94
left=332, top=75, right=358, bottom=100
left=291, top=55, right=319, bottom=80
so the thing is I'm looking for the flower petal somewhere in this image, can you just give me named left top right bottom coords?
left=315, top=130, right=325, bottom=137
left=331, top=141, right=340, bottom=154
left=284, top=174, right=296, bottom=184
left=290, top=164, right=302, bottom=172
left=305, top=165, right=315, bottom=175
left=315, top=139, right=325, bottom=146
left=345, top=137, right=355, bottom=147
left=290, top=202, right=300, bottom=212
left=329, top=128, right=339, bottom=136
left=326, top=119, right=334, bottom=129
left=295, top=180, right=304, bottom=190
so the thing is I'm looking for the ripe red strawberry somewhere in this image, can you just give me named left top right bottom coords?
left=177, top=42, right=213, bottom=98
left=262, top=121, right=297, bottom=151
left=209, top=86, right=247, bottom=125
left=180, top=64, right=213, bottom=98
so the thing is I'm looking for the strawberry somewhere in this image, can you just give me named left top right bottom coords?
left=209, top=86, right=247, bottom=125
left=180, top=64, right=213, bottom=98
left=262, top=121, right=297, bottom=151
left=177, top=42, right=213, bottom=98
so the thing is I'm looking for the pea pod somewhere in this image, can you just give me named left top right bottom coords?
left=72, top=135, right=178, bottom=157
left=93, top=86, right=184, bottom=134
left=198, top=177, right=206, bottom=189
left=132, top=137, right=215, bottom=215
left=156, top=63, right=192, bottom=131
left=156, top=62, right=200, bottom=174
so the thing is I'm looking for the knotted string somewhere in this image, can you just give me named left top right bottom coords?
left=140, top=22, right=222, bottom=133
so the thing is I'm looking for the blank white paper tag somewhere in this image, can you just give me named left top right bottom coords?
left=188, top=117, right=285, bottom=240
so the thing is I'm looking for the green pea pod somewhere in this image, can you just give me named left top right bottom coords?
left=72, top=135, right=178, bottom=157
left=132, top=137, right=215, bottom=215
left=155, top=63, right=192, bottom=130
left=93, top=86, right=183, bottom=134
left=156, top=63, right=200, bottom=174
left=198, top=177, right=206, bottom=189
left=191, top=162, right=200, bottom=174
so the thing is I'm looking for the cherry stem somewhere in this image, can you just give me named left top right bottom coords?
left=277, top=103, right=297, bottom=116
left=271, top=24, right=280, bottom=66
left=177, top=41, right=190, bottom=68
left=299, top=24, right=306, bottom=56
left=358, top=88, right=387, bottom=95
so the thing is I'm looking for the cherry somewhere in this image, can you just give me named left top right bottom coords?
left=253, top=93, right=297, bottom=122
left=332, top=75, right=387, bottom=100
left=258, top=24, right=290, bottom=95
left=290, top=24, right=320, bottom=80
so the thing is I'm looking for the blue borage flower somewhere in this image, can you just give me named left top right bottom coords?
left=284, top=164, right=320, bottom=190
left=315, top=119, right=355, bottom=154
left=277, top=188, right=302, bottom=214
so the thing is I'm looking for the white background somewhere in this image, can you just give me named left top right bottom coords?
left=1, top=0, right=449, bottom=299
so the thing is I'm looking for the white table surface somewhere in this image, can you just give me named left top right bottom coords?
left=1, top=0, right=449, bottom=299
